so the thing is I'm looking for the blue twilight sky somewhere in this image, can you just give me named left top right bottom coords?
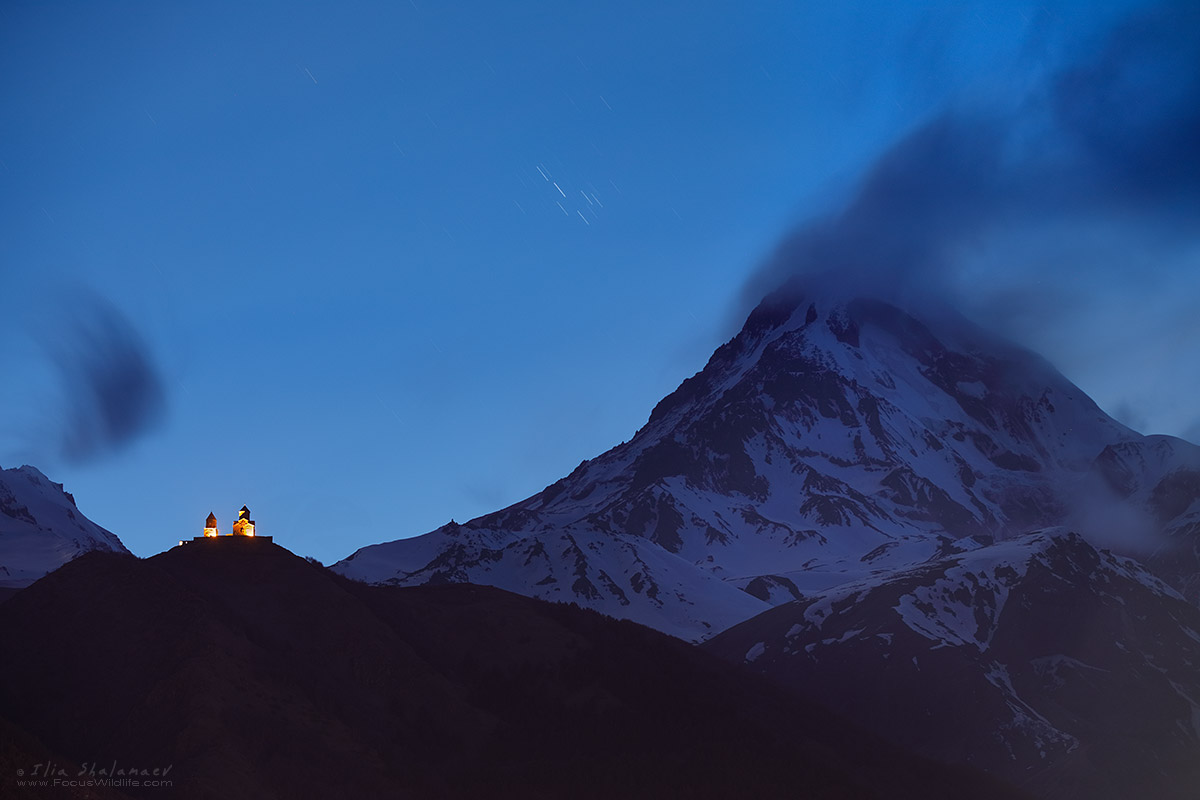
left=2, top=0, right=1196, bottom=563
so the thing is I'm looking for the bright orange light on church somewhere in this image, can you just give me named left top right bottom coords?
left=187, top=506, right=269, bottom=545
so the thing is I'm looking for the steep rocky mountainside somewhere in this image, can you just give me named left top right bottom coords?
left=1081, top=435, right=1200, bottom=603
left=336, top=287, right=1200, bottom=640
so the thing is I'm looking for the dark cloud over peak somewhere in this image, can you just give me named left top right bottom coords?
left=738, top=1, right=1200, bottom=436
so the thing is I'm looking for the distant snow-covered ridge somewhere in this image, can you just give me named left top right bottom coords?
left=703, top=528, right=1200, bottom=796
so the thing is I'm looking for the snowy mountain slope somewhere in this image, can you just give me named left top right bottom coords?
left=703, top=529, right=1200, bottom=799
left=336, top=286, right=1154, bottom=640
left=340, top=524, right=769, bottom=640
left=0, top=465, right=128, bottom=588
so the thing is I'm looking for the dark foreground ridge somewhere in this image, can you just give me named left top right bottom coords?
left=0, top=542, right=1023, bottom=800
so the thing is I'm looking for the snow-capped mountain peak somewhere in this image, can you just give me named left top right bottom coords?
left=333, top=287, right=1174, bottom=640
left=0, top=464, right=129, bottom=588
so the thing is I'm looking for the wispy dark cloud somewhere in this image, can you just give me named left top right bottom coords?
left=43, top=294, right=167, bottom=463
left=740, top=1, right=1200, bottom=436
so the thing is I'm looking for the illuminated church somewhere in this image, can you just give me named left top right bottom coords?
left=183, top=506, right=272, bottom=545
left=233, top=506, right=255, bottom=536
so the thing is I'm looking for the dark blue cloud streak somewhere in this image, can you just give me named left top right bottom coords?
left=744, top=1, right=1200, bottom=312
left=44, top=295, right=167, bottom=464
